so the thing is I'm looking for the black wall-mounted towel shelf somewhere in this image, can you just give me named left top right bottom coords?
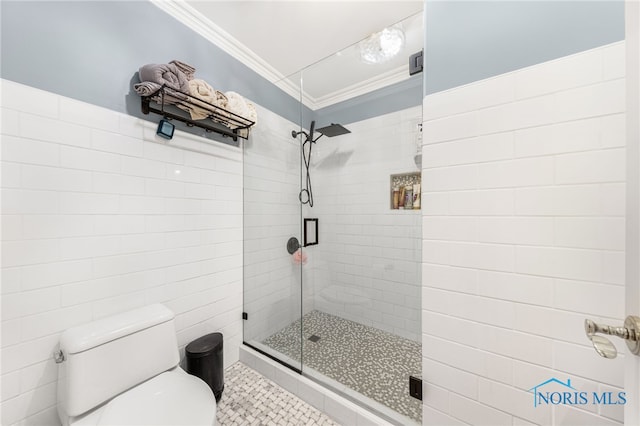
left=140, top=85, right=254, bottom=141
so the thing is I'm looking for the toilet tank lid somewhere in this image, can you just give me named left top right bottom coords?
left=60, top=304, right=175, bottom=355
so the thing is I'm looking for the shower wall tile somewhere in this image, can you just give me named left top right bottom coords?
left=422, top=405, right=468, bottom=426
left=477, top=379, right=551, bottom=425
left=21, top=164, right=93, bottom=193
left=422, top=132, right=514, bottom=169
left=1, top=372, right=21, bottom=402
left=515, top=246, right=603, bottom=282
left=1, top=162, right=21, bottom=189
left=0, top=79, right=244, bottom=426
left=476, top=217, right=555, bottom=246
left=422, top=382, right=449, bottom=414
left=310, top=106, right=423, bottom=342
left=1, top=80, right=59, bottom=119
left=58, top=97, right=121, bottom=133
left=449, top=393, right=511, bottom=426
left=475, top=156, right=555, bottom=189
left=514, top=184, right=625, bottom=217
left=1, top=108, right=20, bottom=136
left=449, top=189, right=516, bottom=216
left=422, top=73, right=516, bottom=122
left=554, top=79, right=625, bottom=122
left=20, top=113, right=92, bottom=148
left=513, top=47, right=604, bottom=100
left=1, top=287, right=60, bottom=320
left=422, top=41, right=626, bottom=426
left=60, top=145, right=123, bottom=173
left=422, top=358, right=478, bottom=401
left=422, top=163, right=478, bottom=191
left=422, top=111, right=478, bottom=145
left=554, top=217, right=625, bottom=251
left=91, top=129, right=144, bottom=157
left=602, top=43, right=626, bottom=81
left=554, top=148, right=626, bottom=184
left=2, top=135, right=61, bottom=167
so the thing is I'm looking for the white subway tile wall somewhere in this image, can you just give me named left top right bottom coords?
left=421, top=42, right=626, bottom=425
left=310, top=106, right=423, bottom=342
left=0, top=80, right=245, bottom=425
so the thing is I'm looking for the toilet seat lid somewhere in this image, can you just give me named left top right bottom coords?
left=96, top=369, right=216, bottom=425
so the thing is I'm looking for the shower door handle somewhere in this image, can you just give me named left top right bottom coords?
left=584, top=315, right=640, bottom=358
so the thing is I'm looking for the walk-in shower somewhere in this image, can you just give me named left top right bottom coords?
left=243, top=10, right=423, bottom=425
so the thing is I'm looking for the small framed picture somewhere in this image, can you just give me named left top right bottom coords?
left=304, top=218, right=318, bottom=246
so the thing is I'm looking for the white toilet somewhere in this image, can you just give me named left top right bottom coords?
left=56, top=304, right=217, bottom=425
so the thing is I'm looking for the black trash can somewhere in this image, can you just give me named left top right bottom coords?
left=185, top=332, right=224, bottom=402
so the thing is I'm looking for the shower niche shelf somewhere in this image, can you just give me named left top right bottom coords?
left=140, top=85, right=255, bottom=141
left=390, top=172, right=421, bottom=210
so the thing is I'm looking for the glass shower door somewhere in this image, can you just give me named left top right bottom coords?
left=241, top=76, right=304, bottom=370
left=287, top=12, right=424, bottom=425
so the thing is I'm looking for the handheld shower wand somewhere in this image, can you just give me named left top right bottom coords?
left=291, top=121, right=350, bottom=208
left=292, top=120, right=317, bottom=142
left=295, top=121, right=316, bottom=207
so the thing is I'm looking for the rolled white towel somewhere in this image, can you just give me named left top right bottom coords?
left=186, top=79, right=217, bottom=120
left=225, top=91, right=258, bottom=137
left=245, top=101, right=258, bottom=124
left=225, top=92, right=258, bottom=123
left=189, top=79, right=215, bottom=103
left=215, top=90, right=229, bottom=109
left=225, top=91, right=250, bottom=122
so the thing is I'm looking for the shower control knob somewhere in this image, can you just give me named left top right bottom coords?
left=286, top=237, right=300, bottom=254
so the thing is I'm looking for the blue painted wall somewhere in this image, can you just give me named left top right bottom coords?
left=0, top=0, right=309, bottom=143
left=424, top=1, right=625, bottom=95
left=1, top=1, right=625, bottom=134
left=314, top=74, right=423, bottom=127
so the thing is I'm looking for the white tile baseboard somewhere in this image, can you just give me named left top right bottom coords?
left=239, top=345, right=399, bottom=426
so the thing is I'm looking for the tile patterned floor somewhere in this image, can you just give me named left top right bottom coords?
left=217, top=362, right=339, bottom=426
left=262, top=310, right=422, bottom=423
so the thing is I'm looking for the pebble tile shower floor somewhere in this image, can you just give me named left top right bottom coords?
left=262, top=310, right=422, bottom=422
left=218, top=362, right=339, bottom=425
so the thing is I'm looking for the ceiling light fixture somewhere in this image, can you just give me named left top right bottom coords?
left=359, top=27, right=406, bottom=65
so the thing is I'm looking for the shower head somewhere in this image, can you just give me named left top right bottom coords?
left=292, top=121, right=348, bottom=142
left=316, top=123, right=351, bottom=137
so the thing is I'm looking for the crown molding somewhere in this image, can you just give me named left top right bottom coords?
left=151, top=0, right=412, bottom=111
left=309, top=65, right=410, bottom=110
left=149, top=0, right=299, bottom=100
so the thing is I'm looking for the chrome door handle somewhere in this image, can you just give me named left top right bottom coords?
left=584, top=315, right=640, bottom=358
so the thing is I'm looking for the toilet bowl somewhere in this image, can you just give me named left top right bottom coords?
left=67, top=368, right=215, bottom=425
left=56, top=304, right=216, bottom=425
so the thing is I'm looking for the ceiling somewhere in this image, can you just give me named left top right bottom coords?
left=177, top=1, right=424, bottom=108
left=295, top=11, right=423, bottom=107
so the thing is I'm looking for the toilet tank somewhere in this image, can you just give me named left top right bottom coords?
left=57, top=304, right=181, bottom=417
